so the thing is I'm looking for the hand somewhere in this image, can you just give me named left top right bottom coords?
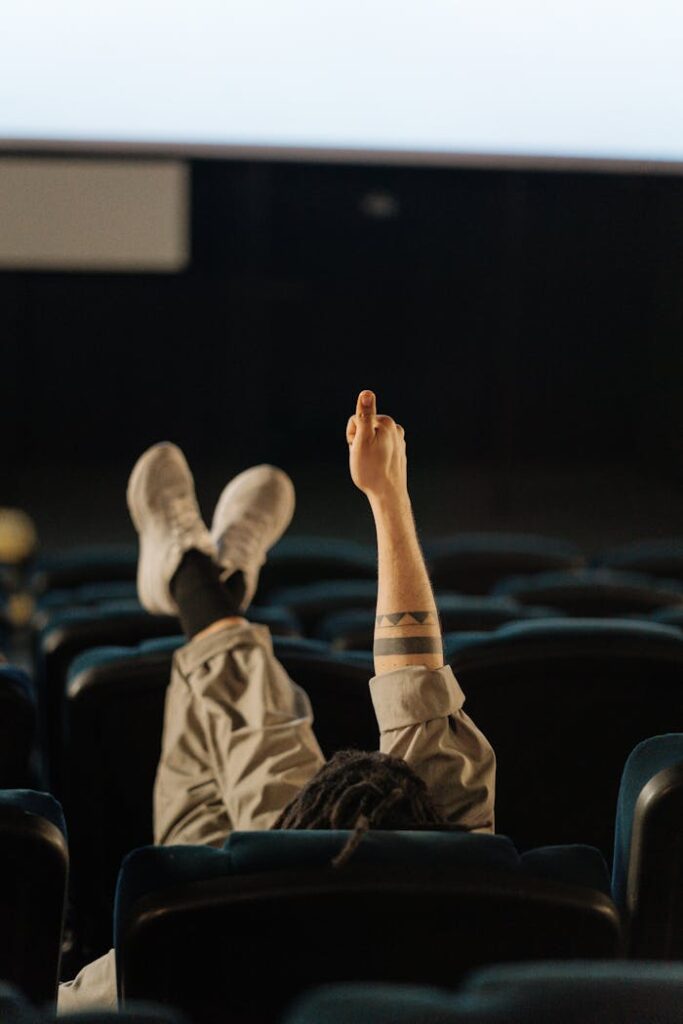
left=346, top=390, right=407, bottom=502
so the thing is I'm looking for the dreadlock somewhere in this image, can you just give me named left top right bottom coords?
left=272, top=749, right=449, bottom=868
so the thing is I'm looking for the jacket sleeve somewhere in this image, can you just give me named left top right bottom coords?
left=369, top=664, right=496, bottom=833
left=58, top=949, right=118, bottom=1013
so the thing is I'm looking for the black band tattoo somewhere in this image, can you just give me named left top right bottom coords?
left=374, top=637, right=443, bottom=656
left=376, top=611, right=436, bottom=627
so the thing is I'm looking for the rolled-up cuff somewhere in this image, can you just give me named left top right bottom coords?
left=369, top=664, right=466, bottom=732
left=174, top=621, right=272, bottom=677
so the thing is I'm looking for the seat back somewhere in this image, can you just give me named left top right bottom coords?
left=448, top=619, right=683, bottom=856
left=651, top=606, right=683, bottom=628
left=29, top=545, right=138, bottom=594
left=268, top=579, right=379, bottom=634
left=424, top=533, right=585, bottom=594
left=0, top=667, right=36, bottom=788
left=317, top=596, right=557, bottom=651
left=613, top=734, right=683, bottom=957
left=0, top=791, right=68, bottom=1006
left=36, top=601, right=179, bottom=790
left=257, top=536, right=377, bottom=598
left=596, top=537, right=683, bottom=583
left=285, top=962, right=683, bottom=1024
left=64, top=636, right=374, bottom=961
left=116, top=831, right=620, bottom=1024
left=35, top=581, right=138, bottom=616
left=494, top=568, right=683, bottom=617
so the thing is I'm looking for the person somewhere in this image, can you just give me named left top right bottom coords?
left=58, top=389, right=495, bottom=1012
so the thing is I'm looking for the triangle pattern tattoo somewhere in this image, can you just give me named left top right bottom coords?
left=386, top=613, right=405, bottom=626
left=408, top=611, right=431, bottom=624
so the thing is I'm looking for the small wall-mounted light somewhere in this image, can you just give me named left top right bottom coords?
left=359, top=191, right=400, bottom=219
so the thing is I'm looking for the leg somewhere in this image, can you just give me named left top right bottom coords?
left=156, top=620, right=325, bottom=842
left=127, top=443, right=325, bottom=845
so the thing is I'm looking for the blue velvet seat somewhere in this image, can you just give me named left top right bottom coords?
left=494, top=567, right=683, bottom=617
left=650, top=605, right=683, bottom=628
left=29, top=545, right=138, bottom=594
left=0, top=983, right=32, bottom=1024
left=115, top=830, right=619, bottom=1024
left=613, top=734, right=683, bottom=957
left=267, top=579, right=380, bottom=634
left=35, top=580, right=138, bottom=614
left=0, top=666, right=36, bottom=788
left=596, top=537, right=683, bottom=584
left=0, top=790, right=68, bottom=1006
left=35, top=600, right=180, bottom=790
left=317, top=595, right=557, bottom=652
left=63, top=635, right=374, bottom=963
left=447, top=618, right=683, bottom=856
left=285, top=962, right=683, bottom=1024
left=423, top=533, right=585, bottom=595
left=256, top=535, right=377, bottom=599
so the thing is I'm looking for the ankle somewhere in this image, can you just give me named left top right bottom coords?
left=170, top=549, right=243, bottom=639
left=193, top=616, right=247, bottom=642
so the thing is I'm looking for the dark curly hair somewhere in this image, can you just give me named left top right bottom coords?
left=272, top=749, right=449, bottom=867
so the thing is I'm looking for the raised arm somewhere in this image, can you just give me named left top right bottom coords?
left=347, top=389, right=443, bottom=674
left=347, top=389, right=495, bottom=832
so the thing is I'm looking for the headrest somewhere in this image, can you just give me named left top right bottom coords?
left=0, top=789, right=67, bottom=839
left=612, top=734, right=683, bottom=910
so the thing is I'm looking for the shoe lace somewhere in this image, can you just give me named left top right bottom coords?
left=221, top=509, right=270, bottom=566
left=166, top=494, right=201, bottom=539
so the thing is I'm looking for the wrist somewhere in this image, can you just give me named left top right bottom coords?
left=368, top=487, right=412, bottom=523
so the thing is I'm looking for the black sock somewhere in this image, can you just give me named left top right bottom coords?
left=170, top=549, right=246, bottom=639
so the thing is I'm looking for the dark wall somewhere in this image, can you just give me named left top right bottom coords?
left=2, top=158, right=682, bottom=475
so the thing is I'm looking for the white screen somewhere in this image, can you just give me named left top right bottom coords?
left=2, top=1, right=683, bottom=169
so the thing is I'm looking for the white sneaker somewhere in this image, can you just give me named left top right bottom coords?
left=211, top=465, right=295, bottom=610
left=126, top=442, right=216, bottom=615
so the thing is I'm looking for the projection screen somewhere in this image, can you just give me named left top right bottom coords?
left=2, top=0, right=682, bottom=172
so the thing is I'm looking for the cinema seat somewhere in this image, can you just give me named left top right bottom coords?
left=613, top=734, right=683, bottom=958
left=64, top=635, right=374, bottom=961
left=423, top=533, right=585, bottom=595
left=0, top=983, right=30, bottom=1024
left=35, top=580, right=138, bottom=615
left=115, top=831, right=620, bottom=1024
left=257, top=536, right=377, bottom=598
left=0, top=790, right=68, bottom=1005
left=285, top=962, right=683, bottom=1024
left=29, top=545, right=138, bottom=594
left=36, top=600, right=179, bottom=790
left=494, top=567, right=683, bottom=617
left=650, top=605, right=683, bottom=628
left=268, top=580, right=380, bottom=634
left=317, top=596, right=557, bottom=652
left=596, top=537, right=683, bottom=584
left=0, top=666, right=36, bottom=788
left=37, top=600, right=301, bottom=791
left=447, top=618, right=683, bottom=856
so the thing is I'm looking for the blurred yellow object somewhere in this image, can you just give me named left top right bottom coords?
left=7, top=592, right=34, bottom=627
left=0, top=508, right=38, bottom=564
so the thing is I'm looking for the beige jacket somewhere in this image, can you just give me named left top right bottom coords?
left=58, top=622, right=495, bottom=1012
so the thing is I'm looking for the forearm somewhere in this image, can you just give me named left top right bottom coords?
left=370, top=489, right=444, bottom=674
